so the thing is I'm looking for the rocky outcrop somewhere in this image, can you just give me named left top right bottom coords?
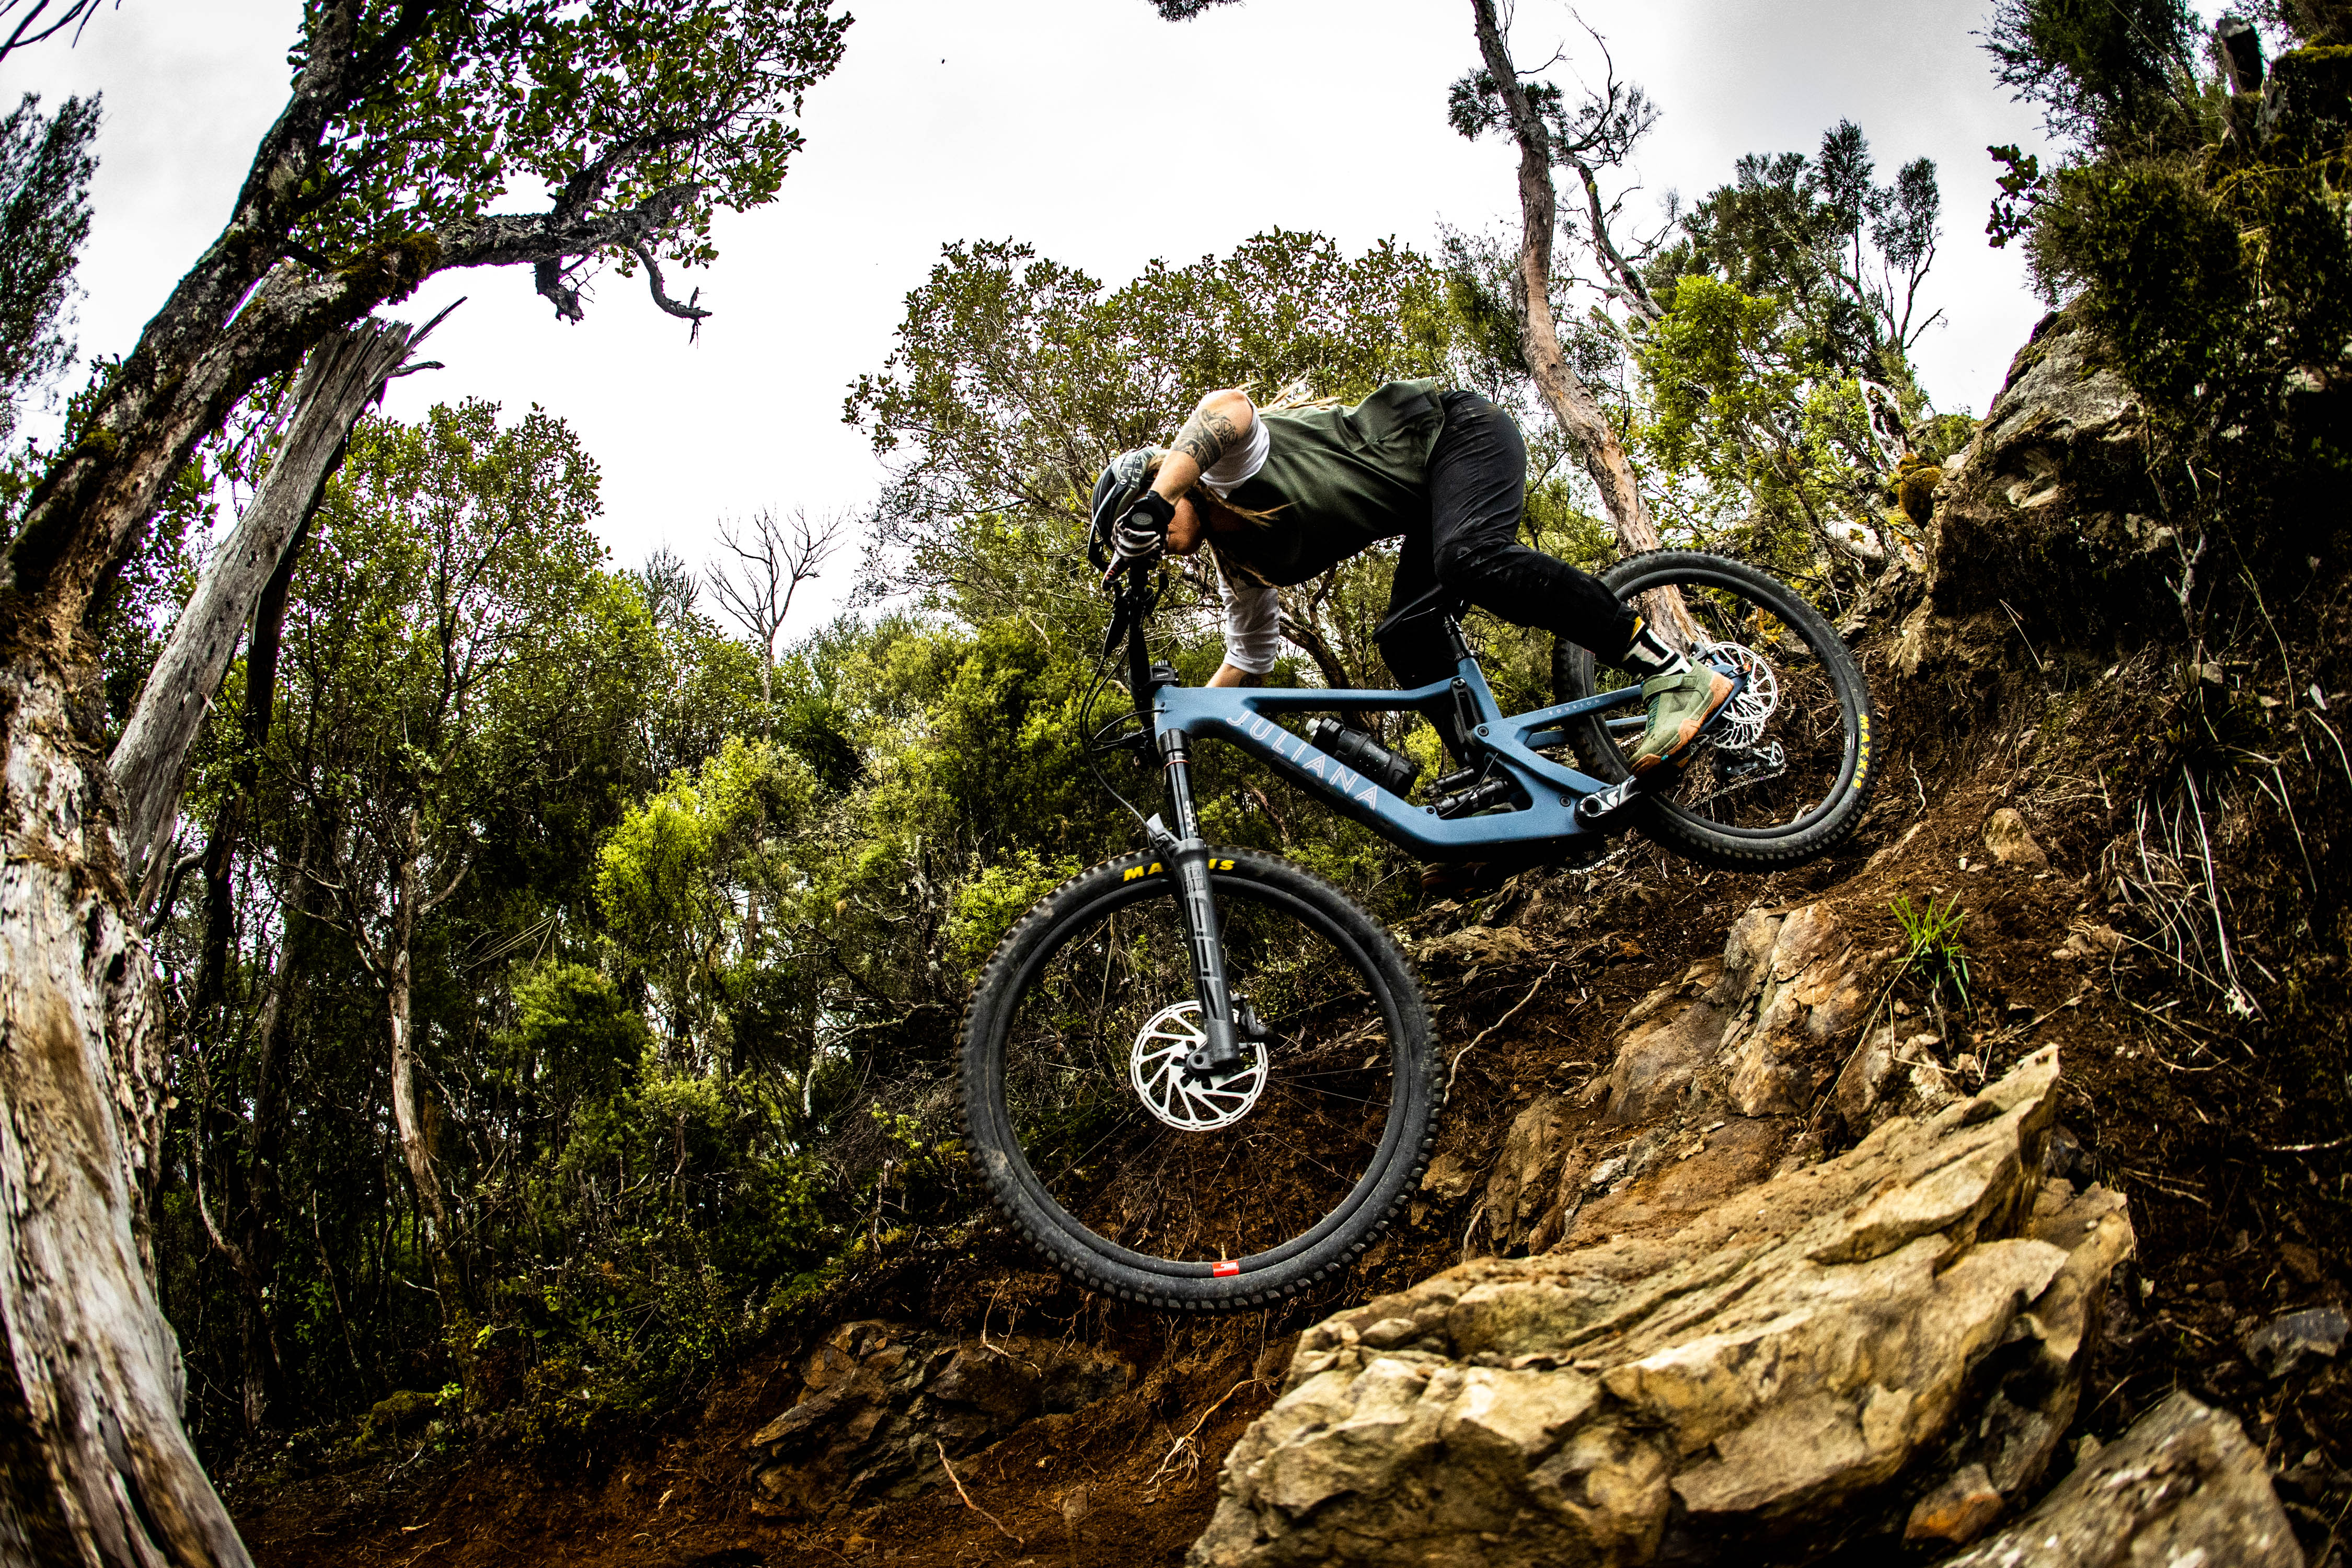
left=1471, top=901, right=1926, bottom=1256
left=1895, top=307, right=2169, bottom=685
left=745, top=1319, right=1132, bottom=1516
left=1598, top=902, right=1881, bottom=1127
left=1941, top=1391, right=2304, bottom=1568
left=1189, top=1048, right=2136, bottom=1567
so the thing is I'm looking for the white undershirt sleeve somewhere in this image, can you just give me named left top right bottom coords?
left=1216, top=558, right=1281, bottom=675
left=1197, top=395, right=1269, bottom=497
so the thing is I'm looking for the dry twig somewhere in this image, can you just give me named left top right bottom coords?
left=1447, top=961, right=1563, bottom=1092
left=935, top=1440, right=1022, bottom=1546
left=1145, top=1376, right=1270, bottom=1491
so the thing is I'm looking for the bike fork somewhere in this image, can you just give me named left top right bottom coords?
left=1156, top=731, right=1248, bottom=1076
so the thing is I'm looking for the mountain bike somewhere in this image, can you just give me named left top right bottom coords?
left=958, top=549, right=1875, bottom=1310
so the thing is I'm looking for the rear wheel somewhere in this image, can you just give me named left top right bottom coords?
left=1551, top=550, right=1877, bottom=868
left=959, top=848, right=1436, bottom=1310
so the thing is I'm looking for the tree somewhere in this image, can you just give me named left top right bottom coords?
left=1451, top=11, right=1653, bottom=533
left=706, top=506, right=846, bottom=720
left=287, top=401, right=603, bottom=1358
left=0, top=91, right=98, bottom=445
left=1633, top=121, right=1958, bottom=568
left=0, top=5, right=847, bottom=1556
left=1450, top=2, right=1697, bottom=640
left=1661, top=122, right=1944, bottom=392
left=1985, top=0, right=2199, bottom=153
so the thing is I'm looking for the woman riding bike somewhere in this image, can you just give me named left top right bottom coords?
left=1091, top=378, right=1735, bottom=820
left=957, top=379, right=1872, bottom=1311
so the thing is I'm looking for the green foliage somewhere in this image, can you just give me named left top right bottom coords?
left=946, top=849, right=1078, bottom=974
left=1892, top=894, right=1973, bottom=1009
left=1649, top=120, right=1942, bottom=389
left=2032, top=161, right=2252, bottom=403
left=289, top=0, right=849, bottom=278
left=1985, top=0, right=2199, bottom=154
left=1632, top=122, right=1954, bottom=569
left=500, top=963, right=649, bottom=1111
left=596, top=734, right=817, bottom=1051
left=1637, top=275, right=1888, bottom=562
left=0, top=91, right=98, bottom=443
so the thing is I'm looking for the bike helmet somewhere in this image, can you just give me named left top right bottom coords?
left=1087, top=447, right=1157, bottom=572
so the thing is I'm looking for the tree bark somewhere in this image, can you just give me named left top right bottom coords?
left=1467, top=0, right=1696, bottom=644
left=383, top=812, right=467, bottom=1354
left=0, top=650, right=252, bottom=1565
left=112, top=317, right=431, bottom=891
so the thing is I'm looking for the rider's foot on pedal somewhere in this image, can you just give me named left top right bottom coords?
left=1629, top=666, right=1736, bottom=775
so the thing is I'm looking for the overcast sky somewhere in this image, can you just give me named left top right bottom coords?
left=4, top=0, right=2081, bottom=621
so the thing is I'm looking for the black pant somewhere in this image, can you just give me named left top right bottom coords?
left=1376, top=390, right=1638, bottom=689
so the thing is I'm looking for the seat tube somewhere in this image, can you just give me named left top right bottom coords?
left=1158, top=729, right=1243, bottom=1069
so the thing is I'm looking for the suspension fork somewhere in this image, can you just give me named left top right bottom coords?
left=1156, top=729, right=1247, bottom=1076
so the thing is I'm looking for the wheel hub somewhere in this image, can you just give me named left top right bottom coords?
left=1129, top=1001, right=1267, bottom=1131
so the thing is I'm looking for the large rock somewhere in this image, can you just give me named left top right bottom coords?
left=1940, top=1391, right=2303, bottom=1567
left=746, top=1319, right=1131, bottom=1516
left=1595, top=901, right=1898, bottom=1132
left=1188, top=1048, right=2135, bottom=1567
left=1895, top=308, right=2170, bottom=686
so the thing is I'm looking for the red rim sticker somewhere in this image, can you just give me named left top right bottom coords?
left=1213, top=1260, right=1240, bottom=1277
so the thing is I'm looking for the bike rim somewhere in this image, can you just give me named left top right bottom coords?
left=1599, top=568, right=1860, bottom=837
left=988, top=875, right=1408, bottom=1277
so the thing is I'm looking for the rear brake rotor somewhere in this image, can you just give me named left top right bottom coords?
left=1693, top=638, right=1779, bottom=749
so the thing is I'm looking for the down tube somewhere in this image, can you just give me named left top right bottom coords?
left=1155, top=693, right=1593, bottom=858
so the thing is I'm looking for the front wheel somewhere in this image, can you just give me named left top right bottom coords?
left=959, top=849, right=1436, bottom=1310
left=1552, top=550, right=1878, bottom=869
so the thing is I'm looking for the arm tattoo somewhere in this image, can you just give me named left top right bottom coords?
left=1174, top=401, right=1243, bottom=471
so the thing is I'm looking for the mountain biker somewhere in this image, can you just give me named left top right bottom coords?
left=1089, top=378, right=1733, bottom=781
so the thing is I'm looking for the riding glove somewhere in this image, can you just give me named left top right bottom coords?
left=1112, top=491, right=1176, bottom=568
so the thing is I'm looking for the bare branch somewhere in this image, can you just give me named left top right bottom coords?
left=628, top=242, right=712, bottom=342
left=434, top=182, right=703, bottom=321
left=0, top=0, right=113, bottom=65
left=1567, top=156, right=1661, bottom=323
left=706, top=507, right=849, bottom=712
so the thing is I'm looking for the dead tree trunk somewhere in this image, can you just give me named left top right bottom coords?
left=1467, top=0, right=1696, bottom=644
left=0, top=654, right=253, bottom=1564
left=111, top=316, right=434, bottom=893
left=375, top=812, right=470, bottom=1364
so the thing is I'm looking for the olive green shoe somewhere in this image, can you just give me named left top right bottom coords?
left=1629, top=666, right=1736, bottom=775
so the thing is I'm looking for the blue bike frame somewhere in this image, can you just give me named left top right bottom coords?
left=1154, top=652, right=1638, bottom=858
left=1105, top=563, right=1654, bottom=1077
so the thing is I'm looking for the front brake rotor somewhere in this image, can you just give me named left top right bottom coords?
left=1128, top=1001, right=1267, bottom=1131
